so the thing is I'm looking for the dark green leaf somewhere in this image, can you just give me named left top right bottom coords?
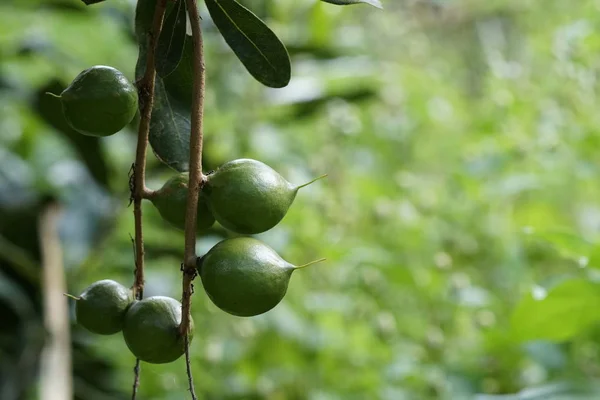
left=205, top=0, right=291, bottom=88
left=156, top=0, right=187, bottom=78
left=135, top=0, right=193, bottom=171
left=321, top=0, right=383, bottom=9
left=81, top=0, right=106, bottom=5
left=148, top=79, right=191, bottom=171
left=511, top=279, right=600, bottom=342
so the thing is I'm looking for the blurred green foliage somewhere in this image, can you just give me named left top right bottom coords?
left=3, top=0, right=600, bottom=399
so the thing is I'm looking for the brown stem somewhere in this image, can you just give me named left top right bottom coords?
left=184, top=334, right=197, bottom=399
left=132, top=0, right=168, bottom=302
left=143, top=188, right=157, bottom=200
left=181, top=0, right=205, bottom=398
left=131, top=0, right=168, bottom=398
left=131, top=359, right=141, bottom=400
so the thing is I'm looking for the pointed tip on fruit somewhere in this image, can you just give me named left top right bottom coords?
left=63, top=293, right=81, bottom=301
left=45, top=92, right=62, bottom=99
left=294, top=258, right=327, bottom=270
left=296, top=174, right=328, bottom=190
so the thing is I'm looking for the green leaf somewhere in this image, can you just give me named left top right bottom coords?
left=321, top=0, right=383, bottom=9
left=205, top=0, right=291, bottom=88
left=530, top=228, right=594, bottom=262
left=148, top=78, right=191, bottom=171
left=156, top=0, right=187, bottom=78
left=135, top=0, right=193, bottom=171
left=511, top=279, right=600, bottom=342
left=81, top=0, right=106, bottom=5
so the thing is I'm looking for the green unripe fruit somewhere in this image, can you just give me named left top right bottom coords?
left=74, top=280, right=133, bottom=335
left=55, top=65, right=138, bottom=137
left=150, top=173, right=215, bottom=232
left=198, top=237, right=324, bottom=317
left=122, top=296, right=193, bottom=364
left=202, top=159, right=326, bottom=234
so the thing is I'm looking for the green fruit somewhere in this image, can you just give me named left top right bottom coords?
left=122, top=296, right=193, bottom=364
left=150, top=173, right=215, bottom=232
left=75, top=280, right=133, bottom=335
left=202, top=159, right=326, bottom=234
left=56, top=65, right=138, bottom=137
left=198, top=237, right=324, bottom=317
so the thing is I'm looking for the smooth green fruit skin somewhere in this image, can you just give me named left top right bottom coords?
left=199, top=237, right=294, bottom=317
left=151, top=173, right=215, bottom=232
left=202, top=159, right=297, bottom=234
left=122, top=296, right=194, bottom=364
left=61, top=65, right=138, bottom=137
left=75, top=280, right=133, bottom=335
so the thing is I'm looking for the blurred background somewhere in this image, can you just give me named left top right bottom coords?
left=3, top=0, right=600, bottom=399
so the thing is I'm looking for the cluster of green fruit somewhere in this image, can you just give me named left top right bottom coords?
left=61, top=65, right=325, bottom=364
left=71, top=280, right=191, bottom=364
left=73, top=234, right=322, bottom=364
left=151, top=158, right=326, bottom=317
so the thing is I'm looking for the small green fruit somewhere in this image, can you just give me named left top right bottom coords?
left=75, top=279, right=133, bottom=335
left=198, top=237, right=324, bottom=317
left=55, top=65, right=138, bottom=137
left=202, top=159, right=326, bottom=234
left=150, top=173, right=215, bottom=232
left=122, top=296, right=193, bottom=364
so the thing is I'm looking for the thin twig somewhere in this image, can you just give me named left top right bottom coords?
left=184, top=334, right=196, bottom=398
left=181, top=0, right=206, bottom=398
left=131, top=0, right=169, bottom=398
left=131, top=359, right=141, bottom=400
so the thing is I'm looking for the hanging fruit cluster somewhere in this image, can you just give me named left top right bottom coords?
left=154, top=159, right=327, bottom=317
left=70, top=280, right=192, bottom=364
left=60, top=64, right=326, bottom=363
left=64, top=0, right=380, bottom=393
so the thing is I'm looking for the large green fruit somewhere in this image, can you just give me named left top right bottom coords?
left=150, top=173, right=215, bottom=232
left=122, top=296, right=193, bottom=364
left=57, top=65, right=138, bottom=137
left=75, top=280, right=133, bottom=335
left=201, top=159, right=325, bottom=234
left=198, top=237, right=324, bottom=317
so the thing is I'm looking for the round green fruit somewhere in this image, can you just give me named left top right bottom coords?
left=202, top=159, right=326, bottom=234
left=198, top=237, right=324, bottom=317
left=75, top=279, right=133, bottom=335
left=57, top=65, right=138, bottom=137
left=122, top=296, right=193, bottom=364
left=150, top=173, right=215, bottom=232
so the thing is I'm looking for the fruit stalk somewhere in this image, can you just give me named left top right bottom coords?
left=131, top=0, right=168, bottom=399
left=132, top=0, right=167, bottom=301
left=182, top=0, right=205, bottom=398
